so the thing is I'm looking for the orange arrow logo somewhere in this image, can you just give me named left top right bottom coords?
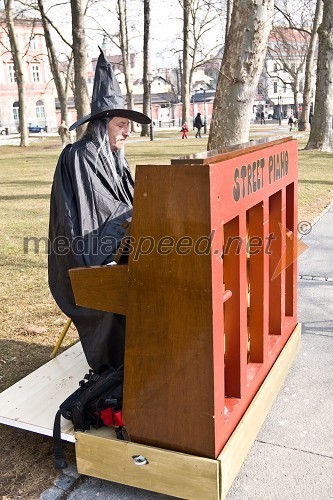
left=271, top=222, right=309, bottom=280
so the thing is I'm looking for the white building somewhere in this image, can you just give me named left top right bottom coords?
left=255, top=27, right=312, bottom=120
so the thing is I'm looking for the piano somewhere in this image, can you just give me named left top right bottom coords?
left=70, top=136, right=299, bottom=459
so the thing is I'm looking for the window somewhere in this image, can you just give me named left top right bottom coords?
left=274, top=63, right=277, bottom=72
left=8, top=64, right=16, bottom=83
left=31, top=64, right=40, bottom=82
left=29, top=36, right=37, bottom=50
left=13, top=101, right=19, bottom=121
left=273, top=82, right=278, bottom=93
left=283, top=83, right=287, bottom=93
left=299, top=80, right=303, bottom=93
left=36, top=100, right=45, bottom=119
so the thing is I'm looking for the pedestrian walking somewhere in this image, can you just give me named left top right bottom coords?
left=58, top=120, right=69, bottom=149
left=288, top=115, right=294, bottom=132
left=181, top=122, right=189, bottom=139
left=194, top=113, right=203, bottom=138
left=260, top=111, right=265, bottom=125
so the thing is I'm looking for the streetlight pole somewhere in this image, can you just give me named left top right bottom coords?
left=278, top=95, right=282, bottom=126
left=201, top=87, right=207, bottom=134
left=147, top=72, right=154, bottom=141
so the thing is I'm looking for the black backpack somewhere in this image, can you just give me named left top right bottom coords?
left=53, top=364, right=124, bottom=469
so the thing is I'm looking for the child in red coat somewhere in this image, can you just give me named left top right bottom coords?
left=181, top=122, right=189, bottom=139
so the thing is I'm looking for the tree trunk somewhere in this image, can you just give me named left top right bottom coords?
left=299, top=0, right=323, bottom=132
left=225, top=0, right=232, bottom=46
left=141, top=0, right=150, bottom=137
left=5, top=0, right=28, bottom=147
left=305, top=0, right=333, bottom=151
left=182, top=0, right=191, bottom=124
left=118, top=0, right=135, bottom=133
left=292, top=79, right=299, bottom=119
left=208, top=0, right=274, bottom=149
left=38, top=0, right=71, bottom=125
left=71, top=0, right=90, bottom=138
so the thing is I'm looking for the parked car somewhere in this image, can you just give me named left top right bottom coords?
left=18, top=123, right=46, bottom=133
left=0, top=126, right=7, bottom=135
left=28, top=123, right=46, bottom=133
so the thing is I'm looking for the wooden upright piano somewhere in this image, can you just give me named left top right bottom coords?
left=0, top=137, right=301, bottom=499
left=69, top=137, right=301, bottom=493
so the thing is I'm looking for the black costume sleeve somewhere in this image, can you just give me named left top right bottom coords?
left=50, top=141, right=132, bottom=267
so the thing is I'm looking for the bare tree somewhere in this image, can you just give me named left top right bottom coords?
left=305, top=0, right=333, bottom=151
left=37, top=0, right=73, bottom=125
left=299, top=0, right=323, bottom=131
left=117, top=0, right=135, bottom=132
left=179, top=0, right=223, bottom=123
left=188, top=1, right=222, bottom=80
left=4, top=0, right=28, bottom=146
left=273, top=0, right=321, bottom=128
left=208, top=0, right=274, bottom=149
left=141, top=0, right=151, bottom=136
left=225, top=0, right=232, bottom=45
left=182, top=0, right=191, bottom=123
left=71, top=0, right=90, bottom=137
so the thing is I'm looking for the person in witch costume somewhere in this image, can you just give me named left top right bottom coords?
left=48, top=49, right=151, bottom=372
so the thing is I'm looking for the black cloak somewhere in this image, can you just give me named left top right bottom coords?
left=48, top=136, right=133, bottom=371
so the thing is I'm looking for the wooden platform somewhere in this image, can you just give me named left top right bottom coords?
left=75, top=324, right=301, bottom=499
left=0, top=342, right=89, bottom=442
left=0, top=324, right=301, bottom=499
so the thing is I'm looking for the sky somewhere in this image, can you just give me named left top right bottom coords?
left=45, top=0, right=224, bottom=70
left=85, top=0, right=197, bottom=68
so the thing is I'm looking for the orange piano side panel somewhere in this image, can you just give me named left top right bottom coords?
left=209, top=139, right=298, bottom=453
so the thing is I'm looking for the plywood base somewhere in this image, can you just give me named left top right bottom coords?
left=75, top=324, right=301, bottom=499
left=0, top=342, right=89, bottom=442
left=76, top=427, right=220, bottom=499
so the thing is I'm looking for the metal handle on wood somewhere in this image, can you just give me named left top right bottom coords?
left=132, top=455, right=149, bottom=466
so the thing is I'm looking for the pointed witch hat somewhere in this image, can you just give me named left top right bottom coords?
left=69, top=47, right=151, bottom=131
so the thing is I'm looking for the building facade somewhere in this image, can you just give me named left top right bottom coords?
left=255, top=27, right=312, bottom=120
left=0, top=16, right=57, bottom=132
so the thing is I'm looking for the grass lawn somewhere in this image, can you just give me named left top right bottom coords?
left=0, top=130, right=332, bottom=498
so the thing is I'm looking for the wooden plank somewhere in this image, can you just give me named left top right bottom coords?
left=248, top=201, right=266, bottom=363
left=123, top=164, right=217, bottom=458
left=171, top=137, right=292, bottom=165
left=76, top=427, right=220, bottom=500
left=0, top=342, right=88, bottom=442
left=269, top=190, right=283, bottom=334
left=69, top=264, right=129, bottom=314
left=218, top=323, right=301, bottom=499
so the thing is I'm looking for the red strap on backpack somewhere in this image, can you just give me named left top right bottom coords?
left=99, top=407, right=124, bottom=427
